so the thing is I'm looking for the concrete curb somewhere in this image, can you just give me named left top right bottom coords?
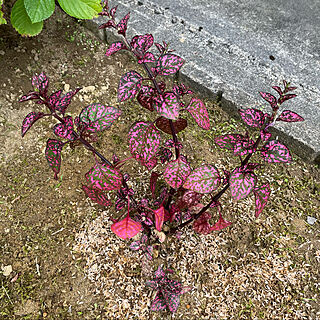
left=85, top=0, right=320, bottom=164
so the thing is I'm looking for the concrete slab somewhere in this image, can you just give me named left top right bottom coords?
left=86, top=0, right=320, bottom=163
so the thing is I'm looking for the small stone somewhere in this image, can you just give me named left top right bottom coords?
left=83, top=85, right=95, bottom=93
left=64, top=84, right=70, bottom=92
left=2, top=265, right=13, bottom=277
left=307, top=216, right=317, bottom=225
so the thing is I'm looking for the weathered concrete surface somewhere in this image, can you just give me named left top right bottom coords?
left=86, top=0, right=320, bottom=163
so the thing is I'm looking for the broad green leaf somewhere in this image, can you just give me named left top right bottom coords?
left=24, top=0, right=55, bottom=23
left=0, top=0, right=6, bottom=24
left=11, top=0, right=43, bottom=36
left=57, top=0, right=102, bottom=19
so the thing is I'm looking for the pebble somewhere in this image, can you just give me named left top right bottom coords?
left=64, top=83, right=70, bottom=92
left=82, top=85, right=95, bottom=93
left=2, top=265, right=12, bottom=277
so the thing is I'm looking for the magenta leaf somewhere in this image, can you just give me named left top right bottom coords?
left=156, top=147, right=173, bottom=164
left=47, top=90, right=62, bottom=107
left=229, top=167, right=256, bottom=201
left=118, top=71, right=143, bottom=102
left=111, top=216, right=142, bottom=240
left=150, top=172, right=160, bottom=198
left=151, top=292, right=167, bottom=311
left=99, top=20, right=116, bottom=29
left=239, top=108, right=265, bottom=128
left=260, top=130, right=272, bottom=141
left=32, top=72, right=49, bottom=96
left=278, top=94, right=297, bottom=105
left=55, top=88, right=81, bottom=115
left=21, top=112, right=44, bottom=137
left=53, top=116, right=75, bottom=140
left=85, top=163, right=122, bottom=191
left=128, top=121, right=161, bottom=164
left=259, top=91, right=277, bottom=109
left=105, top=41, right=126, bottom=56
left=137, top=85, right=155, bottom=111
left=276, top=110, right=304, bottom=122
left=176, top=190, right=202, bottom=211
left=82, top=184, right=111, bottom=207
left=45, top=139, right=63, bottom=180
left=214, top=134, right=243, bottom=150
left=164, top=157, right=191, bottom=189
left=186, top=98, right=210, bottom=130
left=163, top=291, right=180, bottom=313
left=210, top=216, right=232, bottom=231
left=155, top=116, right=187, bottom=134
left=79, top=103, right=121, bottom=133
left=130, top=34, right=154, bottom=56
left=138, top=52, right=156, bottom=64
left=152, top=93, right=180, bottom=120
left=156, top=54, right=184, bottom=76
left=153, top=206, right=165, bottom=231
left=110, top=5, right=118, bottom=18
left=254, top=184, right=271, bottom=218
left=117, top=12, right=130, bottom=36
left=261, top=140, right=292, bottom=163
left=233, top=138, right=255, bottom=156
left=129, top=240, right=141, bottom=251
left=183, top=164, right=220, bottom=194
left=19, top=91, right=40, bottom=102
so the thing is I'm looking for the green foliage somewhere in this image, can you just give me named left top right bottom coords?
left=0, top=0, right=6, bottom=25
left=10, top=0, right=102, bottom=37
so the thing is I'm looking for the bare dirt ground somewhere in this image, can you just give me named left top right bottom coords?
left=0, top=7, right=319, bottom=320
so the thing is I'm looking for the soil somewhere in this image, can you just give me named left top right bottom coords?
left=0, top=6, right=319, bottom=320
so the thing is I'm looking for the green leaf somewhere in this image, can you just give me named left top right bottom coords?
left=0, top=0, right=7, bottom=24
left=11, top=0, right=43, bottom=36
left=57, top=0, right=102, bottom=19
left=24, top=0, right=55, bottom=23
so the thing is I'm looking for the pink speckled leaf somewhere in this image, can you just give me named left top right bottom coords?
left=98, top=19, right=116, bottom=29
left=128, top=121, right=161, bottom=164
left=152, top=93, right=180, bottom=120
left=137, top=85, right=155, bottom=111
left=53, top=116, right=75, bottom=140
left=254, top=184, right=271, bottom=218
left=138, top=52, right=156, bottom=64
left=117, top=12, right=130, bottom=36
left=183, top=164, right=220, bottom=194
left=193, top=212, right=212, bottom=235
left=153, top=206, right=165, bottom=231
left=110, top=5, right=118, bottom=18
left=85, top=163, right=122, bottom=191
left=111, top=216, right=142, bottom=239
left=259, top=91, right=277, bottom=109
left=186, top=98, right=210, bottom=130
left=239, top=108, right=265, bottom=128
left=260, top=130, right=272, bottom=141
left=79, top=103, right=121, bottom=133
left=272, top=86, right=283, bottom=96
left=156, top=54, right=184, bottom=76
left=278, top=94, right=297, bottom=105
left=130, top=34, right=154, bottom=55
left=55, top=88, right=81, bottom=115
left=82, top=184, right=111, bottom=207
left=151, top=292, right=167, bottom=311
left=21, top=112, right=44, bottom=137
left=105, top=41, right=126, bottom=56
left=118, top=71, right=143, bottom=102
left=276, top=110, right=304, bottom=122
left=47, top=90, right=63, bottom=108
left=210, top=216, right=232, bottom=231
left=214, top=134, right=243, bottom=150
left=176, top=190, right=202, bottom=211
left=163, top=291, right=180, bottom=313
left=45, top=139, right=63, bottom=180
left=155, top=117, right=187, bottom=134
left=32, top=72, right=49, bottom=96
left=233, top=138, right=255, bottom=156
left=229, top=167, right=256, bottom=201
left=261, top=140, right=292, bottom=163
left=164, top=157, right=191, bottom=189
left=19, top=91, right=40, bottom=102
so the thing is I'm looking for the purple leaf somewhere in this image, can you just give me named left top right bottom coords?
left=55, top=88, right=81, bottom=115
left=164, top=157, right=191, bottom=189
left=145, top=246, right=153, bottom=260
left=99, top=20, right=116, bottom=29
left=276, top=110, right=304, bottom=122
left=229, top=167, right=256, bottom=201
left=53, top=116, right=75, bottom=140
left=176, top=190, right=202, bottom=211
left=254, top=184, right=271, bottom=218
left=239, top=108, right=265, bottom=128
left=155, top=116, right=187, bottom=134
left=79, top=103, right=121, bottom=133
left=137, top=85, right=155, bottom=111
left=214, top=134, right=243, bottom=150
left=111, top=216, right=142, bottom=240
left=19, top=91, right=40, bottom=102
left=105, top=41, right=126, bottom=56
left=128, top=121, right=161, bottom=164
left=261, top=140, right=292, bottom=163
left=272, top=86, right=283, bottom=96
left=186, top=98, right=210, bottom=130
left=32, top=72, right=49, bottom=96
left=129, top=240, right=142, bottom=251
left=82, top=184, right=111, bottom=207
left=117, top=12, right=130, bottom=36
left=45, top=139, right=63, bottom=180
left=85, top=163, right=122, bottom=191
left=118, top=71, right=143, bottom=102
left=259, top=91, right=277, bottom=109
left=278, top=94, right=297, bottom=105
left=130, top=34, right=154, bottom=56
left=152, top=93, right=180, bottom=120
left=115, top=198, right=126, bottom=211
left=183, top=164, right=220, bottom=194
left=21, top=112, right=44, bottom=137
left=260, top=130, right=272, bottom=141
left=156, top=54, right=184, bottom=76
left=210, top=216, right=232, bottom=231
